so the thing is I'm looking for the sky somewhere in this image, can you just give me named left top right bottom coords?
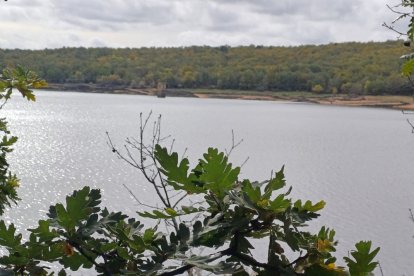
left=0, top=0, right=409, bottom=49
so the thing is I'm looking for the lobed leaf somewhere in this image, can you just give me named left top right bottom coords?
left=198, top=148, right=240, bottom=198
left=344, top=241, right=380, bottom=275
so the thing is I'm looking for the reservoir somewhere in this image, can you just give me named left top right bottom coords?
left=3, top=90, right=414, bottom=275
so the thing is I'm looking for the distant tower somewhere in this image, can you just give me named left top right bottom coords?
left=156, top=81, right=166, bottom=98
left=157, top=81, right=166, bottom=91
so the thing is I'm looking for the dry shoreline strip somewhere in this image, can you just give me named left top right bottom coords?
left=196, top=93, right=414, bottom=110
left=44, top=84, right=414, bottom=110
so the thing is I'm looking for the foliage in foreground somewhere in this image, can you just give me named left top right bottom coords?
left=0, top=70, right=380, bottom=275
left=384, top=1, right=414, bottom=131
left=385, top=1, right=414, bottom=78
left=0, top=153, right=380, bottom=275
left=0, top=66, right=46, bottom=215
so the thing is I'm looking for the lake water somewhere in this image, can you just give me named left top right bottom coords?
left=2, top=90, right=414, bottom=275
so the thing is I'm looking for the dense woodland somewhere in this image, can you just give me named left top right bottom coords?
left=0, top=40, right=412, bottom=95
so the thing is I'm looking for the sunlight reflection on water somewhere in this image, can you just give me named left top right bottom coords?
left=1, top=90, right=413, bottom=275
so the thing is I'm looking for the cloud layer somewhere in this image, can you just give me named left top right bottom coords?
left=0, top=0, right=406, bottom=49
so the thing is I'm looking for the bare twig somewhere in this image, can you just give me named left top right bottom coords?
left=240, top=156, right=250, bottom=168
left=378, top=262, right=385, bottom=276
left=407, top=76, right=414, bottom=96
left=180, top=147, right=188, bottom=160
left=386, top=3, right=412, bottom=15
left=169, top=138, right=175, bottom=154
left=172, top=193, right=188, bottom=209
left=122, top=183, right=161, bottom=210
left=107, top=112, right=180, bottom=231
left=382, top=22, right=406, bottom=37
left=407, top=118, right=414, bottom=133
left=225, top=130, right=243, bottom=158
left=284, top=252, right=309, bottom=268
left=0, top=98, right=9, bottom=109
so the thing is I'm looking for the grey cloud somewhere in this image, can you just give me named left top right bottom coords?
left=50, top=0, right=177, bottom=30
left=51, top=0, right=254, bottom=33
left=2, top=0, right=45, bottom=7
left=215, top=0, right=358, bottom=21
left=203, top=3, right=253, bottom=32
left=201, top=0, right=367, bottom=46
left=0, top=0, right=402, bottom=49
left=0, top=0, right=51, bottom=22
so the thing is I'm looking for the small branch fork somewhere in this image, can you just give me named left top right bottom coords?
left=385, top=2, right=414, bottom=133
left=108, top=113, right=271, bottom=275
left=225, top=130, right=243, bottom=158
left=225, top=130, right=249, bottom=167
left=107, top=114, right=252, bottom=232
left=382, top=3, right=414, bottom=37
left=407, top=118, right=414, bottom=132
left=122, top=183, right=160, bottom=210
left=402, top=110, right=414, bottom=133
left=107, top=112, right=183, bottom=232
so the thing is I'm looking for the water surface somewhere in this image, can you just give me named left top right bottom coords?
left=3, top=90, right=414, bottom=275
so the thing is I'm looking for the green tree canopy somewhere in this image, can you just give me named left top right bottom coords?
left=0, top=41, right=411, bottom=95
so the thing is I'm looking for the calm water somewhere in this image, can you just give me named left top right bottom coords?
left=2, top=90, right=414, bottom=275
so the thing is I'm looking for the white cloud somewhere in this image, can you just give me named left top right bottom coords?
left=0, top=0, right=406, bottom=49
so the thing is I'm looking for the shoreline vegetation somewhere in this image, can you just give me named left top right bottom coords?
left=45, top=83, right=414, bottom=110
left=5, top=40, right=414, bottom=110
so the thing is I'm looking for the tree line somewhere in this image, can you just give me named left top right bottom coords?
left=0, top=40, right=411, bottom=95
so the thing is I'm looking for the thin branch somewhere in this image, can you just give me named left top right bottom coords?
left=169, top=138, right=175, bottom=154
left=168, top=191, right=184, bottom=199
left=386, top=3, right=412, bottom=16
left=122, top=183, right=161, bottom=210
left=382, top=22, right=406, bottom=37
left=208, top=192, right=223, bottom=212
left=407, top=75, right=414, bottom=94
left=225, top=130, right=244, bottom=158
left=172, top=193, right=188, bottom=208
left=382, top=2, right=412, bottom=37
left=107, top=129, right=170, bottom=209
left=0, top=98, right=8, bottom=109
left=160, top=264, right=193, bottom=276
left=142, top=111, right=152, bottom=131
left=407, top=118, right=414, bottom=133
left=180, top=147, right=188, bottom=160
left=153, top=155, right=172, bottom=207
left=69, top=240, right=112, bottom=276
left=222, top=231, right=283, bottom=275
left=240, top=156, right=250, bottom=168
left=123, top=145, right=142, bottom=169
left=229, top=251, right=283, bottom=274
left=284, top=252, right=309, bottom=268
left=378, top=262, right=385, bottom=276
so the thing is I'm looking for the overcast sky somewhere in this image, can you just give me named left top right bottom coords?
left=0, top=0, right=409, bottom=49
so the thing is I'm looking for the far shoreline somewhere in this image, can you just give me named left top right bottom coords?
left=43, top=83, right=414, bottom=111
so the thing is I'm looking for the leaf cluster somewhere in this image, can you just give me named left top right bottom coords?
left=0, top=66, right=46, bottom=215
left=0, top=144, right=380, bottom=275
left=0, top=68, right=381, bottom=275
left=387, top=1, right=414, bottom=79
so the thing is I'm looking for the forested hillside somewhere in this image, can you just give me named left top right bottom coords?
left=0, top=40, right=412, bottom=95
